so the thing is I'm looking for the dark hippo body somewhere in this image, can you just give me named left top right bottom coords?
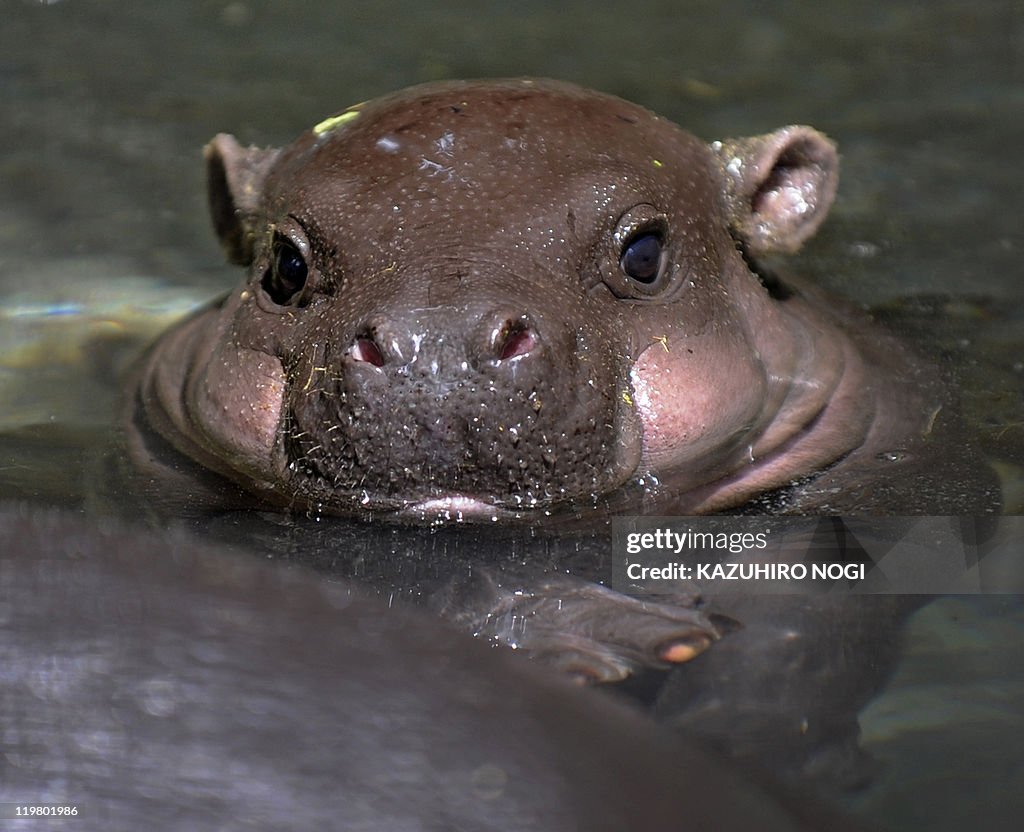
left=0, top=507, right=864, bottom=832
left=122, top=78, right=999, bottom=521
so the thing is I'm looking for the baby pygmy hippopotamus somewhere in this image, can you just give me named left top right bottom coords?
left=124, top=78, right=997, bottom=520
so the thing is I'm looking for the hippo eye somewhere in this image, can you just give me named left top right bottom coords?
left=620, top=232, right=665, bottom=284
left=603, top=207, right=675, bottom=300
left=263, top=237, right=309, bottom=305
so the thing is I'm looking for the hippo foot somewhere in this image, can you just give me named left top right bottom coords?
left=431, top=570, right=734, bottom=683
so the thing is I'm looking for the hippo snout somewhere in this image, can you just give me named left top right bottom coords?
left=283, top=304, right=633, bottom=513
left=345, top=308, right=541, bottom=369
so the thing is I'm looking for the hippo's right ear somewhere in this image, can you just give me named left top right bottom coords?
left=204, top=134, right=281, bottom=266
left=712, top=126, right=838, bottom=256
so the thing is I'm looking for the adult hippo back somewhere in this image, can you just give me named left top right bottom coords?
left=124, top=78, right=998, bottom=519
left=1, top=506, right=863, bottom=831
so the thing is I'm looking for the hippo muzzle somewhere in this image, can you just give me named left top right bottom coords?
left=280, top=294, right=641, bottom=514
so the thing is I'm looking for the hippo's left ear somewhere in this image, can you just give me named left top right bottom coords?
left=711, top=126, right=838, bottom=255
left=204, top=134, right=281, bottom=266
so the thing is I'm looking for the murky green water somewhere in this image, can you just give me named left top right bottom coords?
left=2, top=1, right=1022, bottom=829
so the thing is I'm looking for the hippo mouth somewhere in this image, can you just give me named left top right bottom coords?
left=403, top=495, right=522, bottom=523
left=277, top=339, right=645, bottom=519
left=278, top=407, right=643, bottom=520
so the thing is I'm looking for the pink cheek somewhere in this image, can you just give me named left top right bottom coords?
left=233, top=368, right=285, bottom=453
left=630, top=358, right=705, bottom=464
left=196, top=349, right=285, bottom=464
left=629, top=342, right=767, bottom=470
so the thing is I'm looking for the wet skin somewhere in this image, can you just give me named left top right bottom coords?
left=0, top=507, right=864, bottom=832
left=123, top=78, right=999, bottom=522
left=114, top=79, right=999, bottom=791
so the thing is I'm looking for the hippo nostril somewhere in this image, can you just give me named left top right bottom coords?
left=351, top=336, right=385, bottom=367
left=497, top=323, right=537, bottom=361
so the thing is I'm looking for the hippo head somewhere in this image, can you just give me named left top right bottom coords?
left=148, top=79, right=845, bottom=520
